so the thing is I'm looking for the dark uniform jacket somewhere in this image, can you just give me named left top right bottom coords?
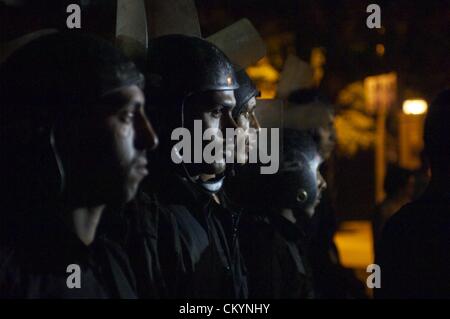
left=240, top=213, right=314, bottom=299
left=0, top=214, right=137, bottom=299
left=100, top=190, right=167, bottom=299
left=149, top=173, right=248, bottom=299
left=375, top=191, right=450, bottom=299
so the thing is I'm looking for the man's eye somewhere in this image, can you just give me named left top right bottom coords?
left=211, top=107, right=223, bottom=118
left=120, top=111, right=135, bottom=123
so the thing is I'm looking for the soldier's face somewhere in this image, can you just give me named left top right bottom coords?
left=299, top=153, right=326, bottom=217
left=316, top=109, right=336, bottom=160
left=62, top=85, right=158, bottom=205
left=184, top=90, right=237, bottom=176
left=235, top=97, right=260, bottom=131
left=234, top=97, right=260, bottom=164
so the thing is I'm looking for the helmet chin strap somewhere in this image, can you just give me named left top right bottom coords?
left=49, top=127, right=65, bottom=196
left=179, top=92, right=199, bottom=184
left=177, top=92, right=226, bottom=195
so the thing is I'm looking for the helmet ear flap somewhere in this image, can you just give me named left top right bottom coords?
left=296, top=189, right=308, bottom=203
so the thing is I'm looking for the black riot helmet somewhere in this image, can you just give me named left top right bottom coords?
left=227, top=129, right=323, bottom=215
left=1, top=32, right=144, bottom=121
left=144, top=35, right=238, bottom=129
left=0, top=32, right=144, bottom=202
left=232, top=68, right=260, bottom=118
left=276, top=129, right=322, bottom=214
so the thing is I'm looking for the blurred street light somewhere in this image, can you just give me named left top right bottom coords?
left=403, top=99, right=428, bottom=115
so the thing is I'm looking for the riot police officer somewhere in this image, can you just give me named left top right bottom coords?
left=232, top=129, right=326, bottom=298
left=130, top=35, right=248, bottom=299
left=0, top=32, right=158, bottom=298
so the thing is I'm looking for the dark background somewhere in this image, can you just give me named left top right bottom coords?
left=1, top=0, right=449, bottom=219
left=196, top=0, right=450, bottom=102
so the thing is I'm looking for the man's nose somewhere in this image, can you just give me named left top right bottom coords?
left=250, top=113, right=261, bottom=131
left=221, top=110, right=239, bottom=130
left=330, top=126, right=337, bottom=143
left=318, top=172, right=327, bottom=191
left=136, top=112, right=159, bottom=151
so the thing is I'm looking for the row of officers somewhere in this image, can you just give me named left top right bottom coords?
left=1, top=31, right=449, bottom=299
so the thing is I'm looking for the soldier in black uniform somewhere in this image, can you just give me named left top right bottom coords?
left=128, top=35, right=248, bottom=298
left=285, top=89, right=366, bottom=298
left=226, top=68, right=261, bottom=168
left=0, top=32, right=158, bottom=298
left=220, top=67, right=261, bottom=214
left=231, top=129, right=327, bottom=298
